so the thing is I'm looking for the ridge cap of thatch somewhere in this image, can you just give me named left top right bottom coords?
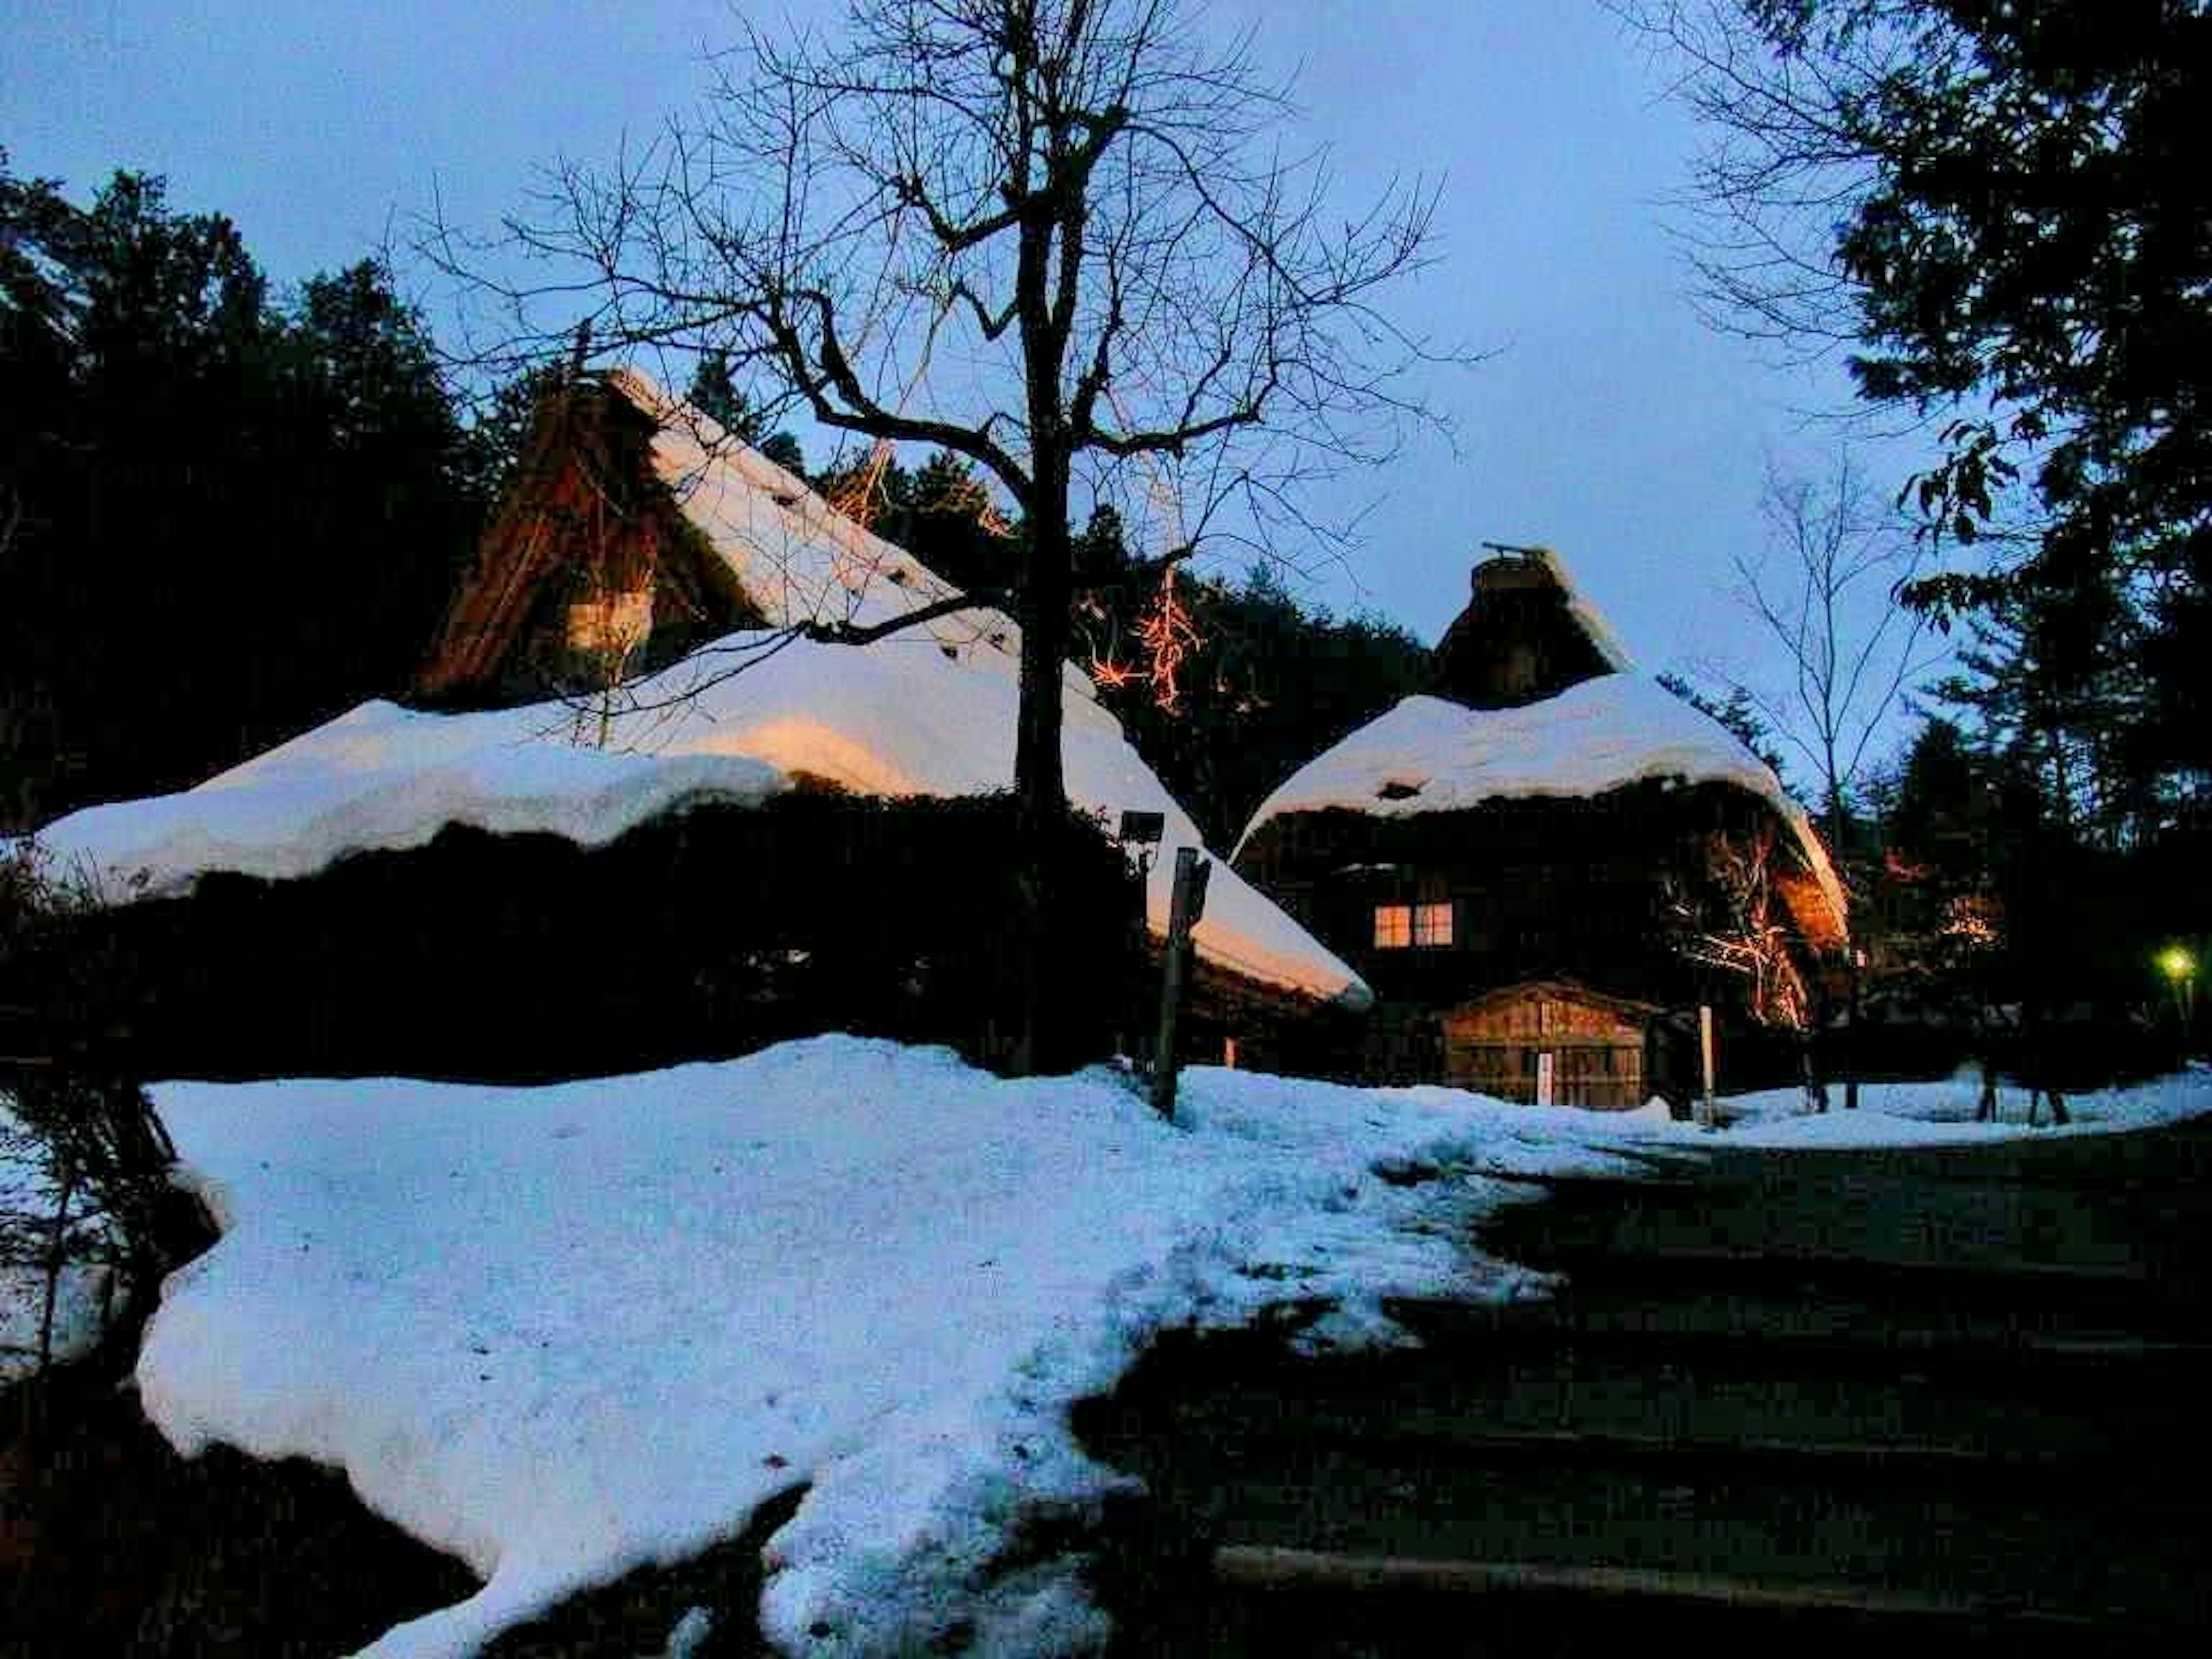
left=1429, top=545, right=1633, bottom=711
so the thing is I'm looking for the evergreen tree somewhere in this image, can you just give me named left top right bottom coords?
left=0, top=162, right=481, bottom=829
left=1658, top=672, right=1791, bottom=790
left=1633, top=0, right=2211, bottom=805
left=1093, top=562, right=1429, bottom=848
left=685, top=348, right=805, bottom=474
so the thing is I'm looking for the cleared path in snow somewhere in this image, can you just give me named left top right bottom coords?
left=1081, top=1114, right=2212, bottom=1652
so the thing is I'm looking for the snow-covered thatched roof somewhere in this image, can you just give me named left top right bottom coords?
left=1236, top=551, right=1848, bottom=947
left=1429, top=546, right=1631, bottom=711
left=35, top=373, right=1368, bottom=1010
left=610, top=370, right=1066, bottom=676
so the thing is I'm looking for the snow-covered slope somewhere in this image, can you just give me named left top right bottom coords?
left=132, top=1045, right=2212, bottom=1656
left=619, top=370, right=1085, bottom=698
left=35, top=632, right=1364, bottom=1007
left=1529, top=544, right=1634, bottom=675
left=1236, top=675, right=1844, bottom=929
left=133, top=1039, right=1643, bottom=1657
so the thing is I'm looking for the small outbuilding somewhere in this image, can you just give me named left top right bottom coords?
left=1438, top=979, right=1667, bottom=1109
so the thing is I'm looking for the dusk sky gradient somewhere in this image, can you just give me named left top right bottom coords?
left=3, top=1, right=1944, bottom=774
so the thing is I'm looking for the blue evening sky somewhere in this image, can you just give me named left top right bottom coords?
left=3, top=2, right=1941, bottom=774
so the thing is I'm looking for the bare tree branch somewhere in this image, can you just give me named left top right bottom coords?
left=416, top=0, right=1465, bottom=1073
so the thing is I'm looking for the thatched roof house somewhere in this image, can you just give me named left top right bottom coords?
left=36, top=371, right=1365, bottom=1077
left=1232, top=547, right=1846, bottom=1105
left=417, top=369, right=1043, bottom=704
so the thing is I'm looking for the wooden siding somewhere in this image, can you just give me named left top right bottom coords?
left=1231, top=781, right=1836, bottom=1101
left=1234, top=781, right=1782, bottom=1014
left=1441, top=983, right=1653, bottom=1109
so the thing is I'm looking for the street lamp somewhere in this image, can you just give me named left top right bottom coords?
left=2158, top=944, right=2196, bottom=1047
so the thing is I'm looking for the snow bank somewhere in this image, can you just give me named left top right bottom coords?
left=35, top=634, right=1363, bottom=1007
left=1234, top=676, right=1845, bottom=929
left=137, top=1039, right=1661, bottom=1658
left=130, top=1049, right=2212, bottom=1654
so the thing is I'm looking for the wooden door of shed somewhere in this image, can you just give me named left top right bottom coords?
left=1442, top=987, right=1647, bottom=1110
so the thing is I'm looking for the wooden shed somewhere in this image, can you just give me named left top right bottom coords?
left=1440, top=979, right=1664, bottom=1109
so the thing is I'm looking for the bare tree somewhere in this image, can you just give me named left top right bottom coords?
left=1719, top=450, right=1938, bottom=847
left=1700, top=449, right=1941, bottom=1108
left=427, top=0, right=1446, bottom=1073
left=1611, top=0, right=1905, bottom=355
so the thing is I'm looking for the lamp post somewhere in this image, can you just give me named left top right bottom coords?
left=2158, top=945, right=2196, bottom=1050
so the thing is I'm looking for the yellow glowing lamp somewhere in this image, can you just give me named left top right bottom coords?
left=2159, top=945, right=2196, bottom=983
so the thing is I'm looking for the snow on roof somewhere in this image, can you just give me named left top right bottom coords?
left=1528, top=545, right=1635, bottom=675
left=612, top=369, right=1088, bottom=701
left=31, top=368, right=1363, bottom=1008
left=30, top=698, right=790, bottom=892
left=1235, top=673, right=1845, bottom=929
left=36, top=632, right=1366, bottom=1008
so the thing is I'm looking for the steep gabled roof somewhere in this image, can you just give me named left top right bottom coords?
left=608, top=370, right=1038, bottom=666
left=417, top=370, right=1048, bottom=704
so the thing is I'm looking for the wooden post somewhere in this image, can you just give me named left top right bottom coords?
left=1844, top=946, right=1863, bottom=1109
left=1150, top=847, right=1211, bottom=1122
left=1698, top=1003, right=1717, bottom=1128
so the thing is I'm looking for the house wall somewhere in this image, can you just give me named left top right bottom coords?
left=417, top=380, right=762, bottom=707
left=36, top=796, right=1145, bottom=1084
left=1233, top=779, right=1814, bottom=1095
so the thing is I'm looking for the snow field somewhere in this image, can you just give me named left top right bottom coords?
left=67, top=1048, right=2212, bottom=1654
left=133, top=1039, right=1638, bottom=1656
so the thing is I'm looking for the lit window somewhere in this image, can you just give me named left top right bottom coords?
left=1414, top=901, right=1455, bottom=947
left=1373, top=904, right=1412, bottom=949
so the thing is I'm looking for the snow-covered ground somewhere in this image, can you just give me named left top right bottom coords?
left=1714, top=1067, right=2212, bottom=1147
left=100, top=1048, right=2212, bottom=1657
left=128, top=1043, right=1604, bottom=1657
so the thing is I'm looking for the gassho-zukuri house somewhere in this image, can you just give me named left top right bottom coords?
left=1230, top=547, right=1849, bottom=1108
left=30, top=370, right=1366, bottom=1079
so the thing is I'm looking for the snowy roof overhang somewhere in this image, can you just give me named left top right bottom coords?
left=1234, top=675, right=1848, bottom=946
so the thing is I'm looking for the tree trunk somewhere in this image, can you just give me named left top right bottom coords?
left=36, top=1158, right=77, bottom=1377
left=1006, top=453, right=1075, bottom=1075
